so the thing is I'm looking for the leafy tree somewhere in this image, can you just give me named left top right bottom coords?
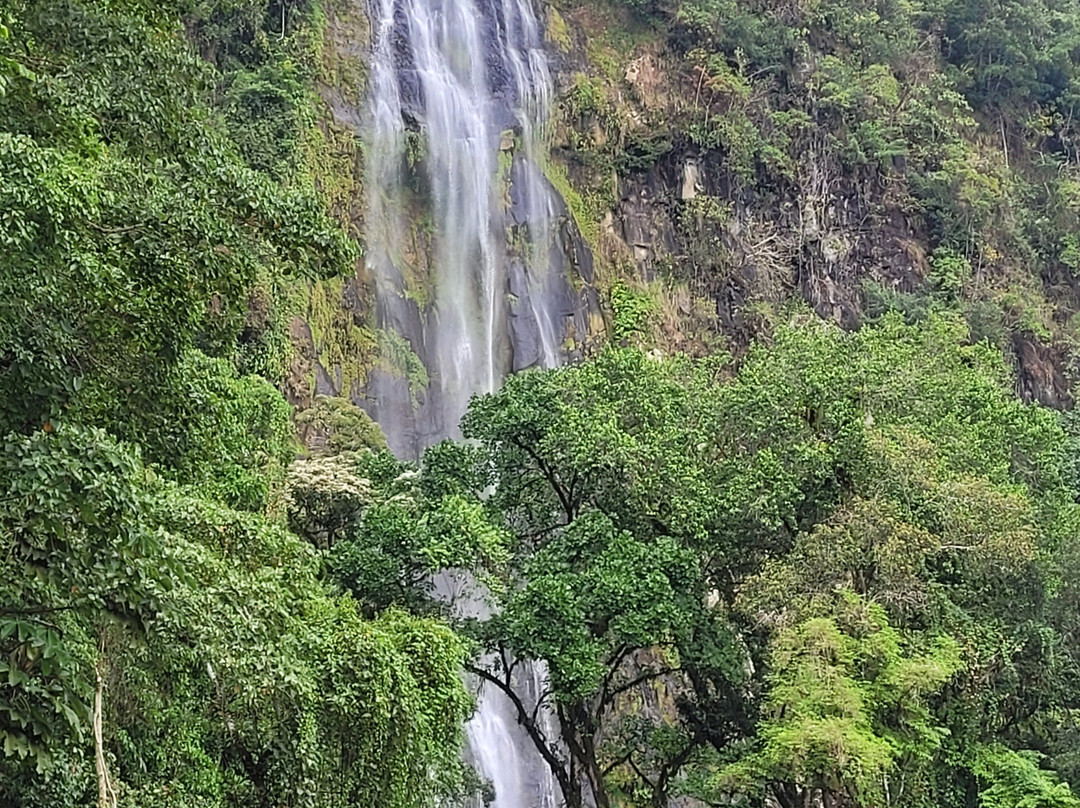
left=0, top=5, right=474, bottom=806
left=974, top=746, right=1080, bottom=808
left=713, top=594, right=962, bottom=808
left=408, top=311, right=1080, bottom=808
left=287, top=452, right=375, bottom=549
left=0, top=0, right=354, bottom=436
left=437, top=351, right=755, bottom=808
left=0, top=426, right=164, bottom=774
left=296, top=395, right=388, bottom=455
left=0, top=429, right=475, bottom=808
left=105, top=350, right=298, bottom=511
left=298, top=445, right=510, bottom=616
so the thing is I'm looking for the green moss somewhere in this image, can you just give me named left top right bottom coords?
left=306, top=277, right=380, bottom=396
left=377, top=329, right=429, bottom=407
left=396, top=196, right=435, bottom=309
left=585, top=40, right=622, bottom=82
left=546, top=6, right=573, bottom=53
left=542, top=157, right=601, bottom=251
left=498, top=133, right=516, bottom=211
left=300, top=115, right=362, bottom=223
left=319, top=0, right=370, bottom=103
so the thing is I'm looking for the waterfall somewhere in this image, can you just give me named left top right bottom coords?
left=364, top=0, right=571, bottom=804
left=366, top=0, right=571, bottom=457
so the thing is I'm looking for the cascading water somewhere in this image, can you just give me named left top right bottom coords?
left=364, top=0, right=574, bottom=804
left=365, top=0, right=573, bottom=457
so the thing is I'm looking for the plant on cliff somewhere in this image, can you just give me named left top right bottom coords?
left=441, top=349, right=750, bottom=808
left=0, top=0, right=354, bottom=438
left=560, top=0, right=1080, bottom=358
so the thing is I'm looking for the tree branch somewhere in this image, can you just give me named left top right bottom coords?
left=497, top=642, right=520, bottom=685
left=609, top=667, right=680, bottom=700
left=599, top=644, right=632, bottom=715
left=627, top=754, right=657, bottom=792
left=511, top=437, right=575, bottom=520
left=530, top=686, right=554, bottom=726
left=601, top=749, right=633, bottom=778
left=466, top=661, right=573, bottom=801
left=94, top=634, right=117, bottom=808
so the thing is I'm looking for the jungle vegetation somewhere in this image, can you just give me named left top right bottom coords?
left=5, top=0, right=1080, bottom=808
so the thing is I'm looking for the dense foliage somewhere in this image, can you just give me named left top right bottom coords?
left=304, top=311, right=1080, bottom=808
left=410, top=313, right=1080, bottom=808
left=6, top=0, right=1080, bottom=807
left=0, top=2, right=470, bottom=807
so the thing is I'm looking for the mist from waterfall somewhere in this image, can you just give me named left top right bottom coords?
left=364, top=0, right=568, bottom=804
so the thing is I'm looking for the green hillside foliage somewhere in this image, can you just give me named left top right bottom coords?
left=427, top=313, right=1080, bottom=808
left=0, top=2, right=468, bottom=807
left=5, top=0, right=1080, bottom=807
left=313, top=312, right=1080, bottom=808
left=554, top=0, right=1080, bottom=353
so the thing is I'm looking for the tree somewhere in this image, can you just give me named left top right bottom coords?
left=466, top=510, right=737, bottom=808
left=0, top=426, right=165, bottom=776
left=974, top=746, right=1080, bottom=808
left=713, top=594, right=962, bottom=808
left=295, top=396, right=388, bottom=455
left=0, top=3, right=474, bottom=807
left=442, top=350, right=753, bottom=808
left=0, top=427, right=476, bottom=808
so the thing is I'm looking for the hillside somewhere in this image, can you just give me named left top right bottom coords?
left=4, top=1, right=1080, bottom=807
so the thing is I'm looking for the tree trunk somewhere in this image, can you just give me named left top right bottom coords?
left=466, top=661, right=580, bottom=806
left=581, top=733, right=610, bottom=808
left=559, top=702, right=610, bottom=808
left=94, top=650, right=116, bottom=808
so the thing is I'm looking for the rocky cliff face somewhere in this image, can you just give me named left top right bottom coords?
left=287, top=0, right=1080, bottom=421
left=541, top=0, right=1080, bottom=408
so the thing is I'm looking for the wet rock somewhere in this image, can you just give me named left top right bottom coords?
left=1015, top=334, right=1072, bottom=409
left=362, top=367, right=422, bottom=458
left=567, top=221, right=595, bottom=283
left=375, top=265, right=428, bottom=366
left=314, top=360, right=337, bottom=397
left=509, top=303, right=545, bottom=370
left=342, top=276, right=369, bottom=327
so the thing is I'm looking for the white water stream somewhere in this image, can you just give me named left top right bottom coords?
left=364, top=0, right=567, bottom=803
left=366, top=0, right=567, bottom=451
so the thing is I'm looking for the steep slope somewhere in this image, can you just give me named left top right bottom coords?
left=541, top=0, right=1080, bottom=407
left=291, top=0, right=1080, bottom=420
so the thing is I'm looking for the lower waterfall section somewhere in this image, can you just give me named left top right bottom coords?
left=362, top=0, right=580, bottom=804
left=465, top=660, right=562, bottom=808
